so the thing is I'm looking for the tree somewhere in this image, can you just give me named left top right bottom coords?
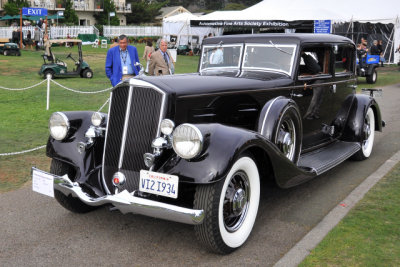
left=126, top=0, right=167, bottom=24
left=94, top=0, right=120, bottom=26
left=64, top=0, right=79, bottom=25
left=4, top=0, right=29, bottom=16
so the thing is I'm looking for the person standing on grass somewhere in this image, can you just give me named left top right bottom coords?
left=105, top=34, right=141, bottom=87
left=142, top=40, right=155, bottom=74
left=148, top=39, right=175, bottom=76
left=34, top=26, right=41, bottom=51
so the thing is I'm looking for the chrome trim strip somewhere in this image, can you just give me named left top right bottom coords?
left=260, top=96, right=280, bottom=135
left=118, top=86, right=134, bottom=169
left=33, top=167, right=204, bottom=225
left=129, top=78, right=167, bottom=138
left=102, top=91, right=113, bottom=194
left=177, top=78, right=356, bottom=99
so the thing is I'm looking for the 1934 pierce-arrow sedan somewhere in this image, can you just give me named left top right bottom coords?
left=32, top=34, right=384, bottom=254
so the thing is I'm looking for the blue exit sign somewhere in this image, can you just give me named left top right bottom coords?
left=22, top=7, right=48, bottom=16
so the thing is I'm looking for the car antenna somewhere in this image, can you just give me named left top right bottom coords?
left=269, top=40, right=292, bottom=55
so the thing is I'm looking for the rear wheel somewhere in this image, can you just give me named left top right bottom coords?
left=43, top=70, right=54, bottom=79
left=194, top=155, right=260, bottom=254
left=366, top=68, right=377, bottom=84
left=352, top=107, right=375, bottom=161
left=51, top=159, right=97, bottom=213
left=273, top=105, right=301, bottom=164
left=82, top=68, right=93, bottom=78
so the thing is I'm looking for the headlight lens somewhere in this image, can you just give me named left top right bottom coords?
left=91, top=112, right=104, bottom=127
left=160, top=119, right=175, bottom=135
left=172, top=124, right=203, bottom=159
left=49, top=112, right=70, bottom=140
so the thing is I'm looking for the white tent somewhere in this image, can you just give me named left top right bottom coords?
left=162, top=13, right=221, bottom=48
left=192, top=0, right=400, bottom=62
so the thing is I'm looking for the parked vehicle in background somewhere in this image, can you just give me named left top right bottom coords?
left=32, top=34, right=384, bottom=254
left=357, top=51, right=379, bottom=84
left=38, top=39, right=93, bottom=79
left=0, top=38, right=21, bottom=56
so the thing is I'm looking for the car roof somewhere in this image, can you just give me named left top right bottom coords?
left=203, top=33, right=354, bottom=45
left=49, top=39, right=82, bottom=44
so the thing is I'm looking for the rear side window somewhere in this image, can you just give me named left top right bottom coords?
left=334, top=45, right=355, bottom=75
left=298, top=46, right=331, bottom=77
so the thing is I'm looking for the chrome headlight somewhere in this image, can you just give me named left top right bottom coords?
left=172, top=124, right=203, bottom=159
left=91, top=112, right=104, bottom=127
left=49, top=112, right=70, bottom=141
left=160, top=119, right=175, bottom=135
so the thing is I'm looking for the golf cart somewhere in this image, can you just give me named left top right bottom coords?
left=356, top=51, right=379, bottom=84
left=0, top=38, right=21, bottom=56
left=39, top=39, right=93, bottom=79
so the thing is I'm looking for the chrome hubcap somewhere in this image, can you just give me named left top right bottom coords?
left=223, top=171, right=250, bottom=232
left=277, top=118, right=296, bottom=161
left=363, top=116, right=371, bottom=149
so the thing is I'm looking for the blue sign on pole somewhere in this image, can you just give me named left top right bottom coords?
left=22, top=7, right=48, bottom=16
left=314, top=20, right=331, bottom=34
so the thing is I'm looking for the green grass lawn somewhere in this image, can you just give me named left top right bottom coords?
left=300, top=162, right=400, bottom=266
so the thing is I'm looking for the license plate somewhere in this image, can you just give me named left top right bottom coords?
left=139, top=170, right=178, bottom=199
left=32, top=168, right=54, bottom=198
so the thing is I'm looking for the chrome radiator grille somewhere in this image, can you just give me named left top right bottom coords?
left=102, top=84, right=165, bottom=193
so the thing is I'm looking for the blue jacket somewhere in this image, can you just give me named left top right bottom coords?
left=105, top=45, right=140, bottom=87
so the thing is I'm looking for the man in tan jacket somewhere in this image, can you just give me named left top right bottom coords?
left=148, top=39, right=174, bottom=76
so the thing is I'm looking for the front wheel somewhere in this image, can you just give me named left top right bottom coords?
left=3, top=50, right=8, bottom=56
left=51, top=159, right=97, bottom=213
left=352, top=107, right=375, bottom=161
left=194, top=155, right=260, bottom=254
left=366, top=68, right=377, bottom=84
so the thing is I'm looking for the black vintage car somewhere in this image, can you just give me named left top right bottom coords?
left=32, top=34, right=383, bottom=254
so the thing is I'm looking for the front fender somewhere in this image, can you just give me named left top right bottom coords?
left=158, top=124, right=315, bottom=187
left=46, top=111, right=106, bottom=185
left=341, top=94, right=382, bottom=143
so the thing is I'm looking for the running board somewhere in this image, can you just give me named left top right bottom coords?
left=298, top=141, right=361, bottom=175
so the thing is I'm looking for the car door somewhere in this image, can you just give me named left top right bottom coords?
left=331, top=43, right=357, bottom=138
left=292, top=45, right=336, bottom=151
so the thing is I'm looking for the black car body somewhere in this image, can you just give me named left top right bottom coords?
left=32, top=34, right=383, bottom=254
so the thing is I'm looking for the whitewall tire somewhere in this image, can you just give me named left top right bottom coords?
left=194, top=155, right=260, bottom=254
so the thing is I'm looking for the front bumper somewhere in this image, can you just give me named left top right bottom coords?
left=32, top=167, right=204, bottom=225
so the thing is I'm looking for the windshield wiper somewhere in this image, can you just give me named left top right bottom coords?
left=269, top=40, right=292, bottom=55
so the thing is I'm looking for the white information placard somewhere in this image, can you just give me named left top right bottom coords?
left=32, top=169, right=54, bottom=198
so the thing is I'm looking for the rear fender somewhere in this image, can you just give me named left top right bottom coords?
left=157, top=124, right=315, bottom=188
left=340, top=94, right=382, bottom=143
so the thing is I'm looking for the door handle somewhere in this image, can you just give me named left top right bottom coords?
left=291, top=93, right=303, bottom=98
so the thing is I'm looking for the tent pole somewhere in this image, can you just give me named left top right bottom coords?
left=19, top=9, right=23, bottom=49
left=252, top=28, right=254, bottom=34
left=386, top=26, right=395, bottom=64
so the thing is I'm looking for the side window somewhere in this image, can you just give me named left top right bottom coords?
left=334, top=45, right=355, bottom=75
left=298, top=46, right=331, bottom=77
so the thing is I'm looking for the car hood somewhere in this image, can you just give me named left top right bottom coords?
left=137, top=72, right=293, bottom=97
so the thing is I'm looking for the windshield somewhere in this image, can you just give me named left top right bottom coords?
left=200, top=44, right=243, bottom=72
left=243, top=44, right=297, bottom=75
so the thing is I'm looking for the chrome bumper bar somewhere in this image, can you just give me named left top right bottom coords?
left=32, top=168, right=204, bottom=225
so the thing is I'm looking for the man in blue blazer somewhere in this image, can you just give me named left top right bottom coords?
left=105, top=35, right=141, bottom=87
